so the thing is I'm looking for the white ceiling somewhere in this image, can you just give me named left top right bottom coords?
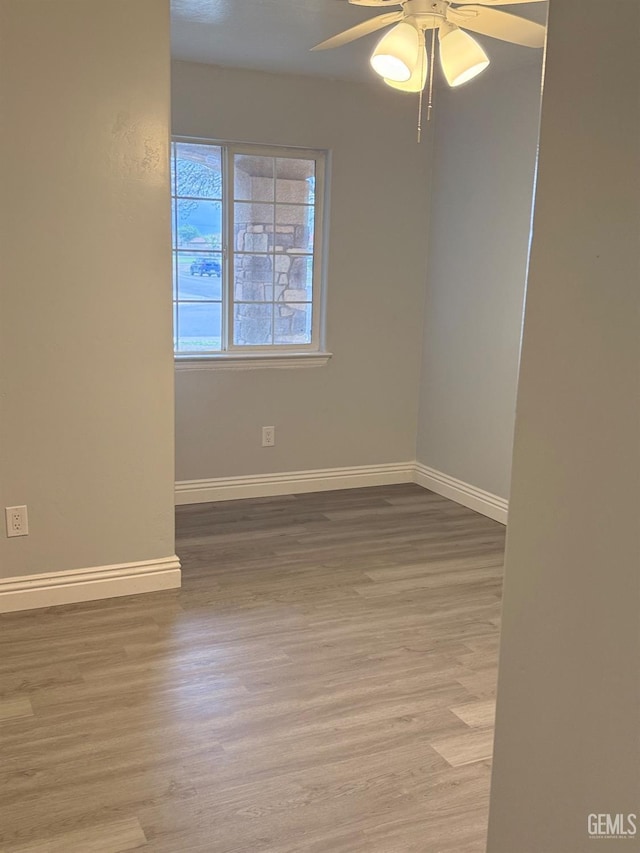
left=170, top=0, right=548, bottom=83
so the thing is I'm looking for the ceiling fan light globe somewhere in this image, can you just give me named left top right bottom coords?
left=450, top=58, right=489, bottom=87
left=384, top=46, right=428, bottom=92
left=371, top=54, right=411, bottom=81
left=370, top=22, right=420, bottom=82
left=439, top=23, right=490, bottom=88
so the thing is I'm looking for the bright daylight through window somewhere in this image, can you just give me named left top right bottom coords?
left=172, top=140, right=326, bottom=357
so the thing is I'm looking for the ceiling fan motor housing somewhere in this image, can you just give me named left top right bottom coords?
left=403, top=0, right=447, bottom=30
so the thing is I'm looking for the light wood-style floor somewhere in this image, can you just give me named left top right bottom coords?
left=0, top=485, right=505, bottom=853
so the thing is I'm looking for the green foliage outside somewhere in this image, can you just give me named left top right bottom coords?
left=178, top=224, right=200, bottom=246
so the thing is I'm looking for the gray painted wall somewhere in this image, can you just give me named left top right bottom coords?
left=172, top=61, right=431, bottom=481
left=417, top=60, right=544, bottom=499
left=488, top=0, right=640, bottom=849
left=0, top=0, right=176, bottom=577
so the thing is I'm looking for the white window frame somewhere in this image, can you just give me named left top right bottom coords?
left=172, top=137, right=331, bottom=370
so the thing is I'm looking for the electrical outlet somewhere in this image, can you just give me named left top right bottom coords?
left=6, top=506, right=28, bottom=538
left=262, top=426, right=275, bottom=447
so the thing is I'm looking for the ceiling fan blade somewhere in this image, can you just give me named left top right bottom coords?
left=348, top=0, right=402, bottom=6
left=452, top=0, right=545, bottom=5
left=311, top=11, right=403, bottom=50
left=447, top=5, right=546, bottom=46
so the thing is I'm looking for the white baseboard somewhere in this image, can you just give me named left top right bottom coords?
left=414, top=463, right=508, bottom=524
left=0, top=555, right=181, bottom=614
left=175, top=461, right=508, bottom=524
left=175, top=462, right=416, bottom=505
left=1, top=464, right=504, bottom=615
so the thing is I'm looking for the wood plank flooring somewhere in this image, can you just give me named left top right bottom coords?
left=0, top=484, right=505, bottom=852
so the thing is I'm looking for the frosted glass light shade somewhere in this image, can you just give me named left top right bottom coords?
left=370, top=22, right=420, bottom=83
left=439, top=23, right=490, bottom=87
left=384, top=46, right=428, bottom=92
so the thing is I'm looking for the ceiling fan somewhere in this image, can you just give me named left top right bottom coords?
left=311, top=0, right=546, bottom=92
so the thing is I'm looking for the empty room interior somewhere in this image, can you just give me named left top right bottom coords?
left=1, top=1, right=638, bottom=851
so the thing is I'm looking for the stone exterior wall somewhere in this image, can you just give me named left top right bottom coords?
left=234, top=171, right=313, bottom=344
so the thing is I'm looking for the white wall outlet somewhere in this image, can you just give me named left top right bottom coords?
left=262, top=426, right=275, bottom=447
left=6, top=506, right=28, bottom=537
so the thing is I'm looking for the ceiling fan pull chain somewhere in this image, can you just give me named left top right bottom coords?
left=417, top=87, right=423, bottom=143
left=417, top=26, right=434, bottom=143
left=427, top=23, right=437, bottom=122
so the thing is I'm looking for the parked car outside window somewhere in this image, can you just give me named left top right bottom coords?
left=190, top=258, right=221, bottom=277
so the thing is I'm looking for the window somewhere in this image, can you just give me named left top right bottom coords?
left=171, top=139, right=327, bottom=360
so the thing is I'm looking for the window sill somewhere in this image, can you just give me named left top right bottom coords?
left=175, top=352, right=333, bottom=372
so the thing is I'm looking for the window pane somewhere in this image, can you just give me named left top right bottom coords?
left=234, top=254, right=273, bottom=302
left=172, top=255, right=178, bottom=301
left=275, top=302, right=312, bottom=345
left=273, top=252, right=293, bottom=289
left=177, top=199, right=222, bottom=250
left=234, top=202, right=274, bottom=254
left=280, top=256, right=313, bottom=299
left=276, top=158, right=315, bottom=203
left=234, top=155, right=274, bottom=202
left=176, top=252, right=222, bottom=300
left=173, top=302, right=178, bottom=351
left=274, top=205, right=314, bottom=251
left=176, top=143, right=222, bottom=199
left=234, top=304, right=273, bottom=346
left=176, top=302, right=222, bottom=352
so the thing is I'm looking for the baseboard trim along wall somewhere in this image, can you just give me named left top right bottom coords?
left=0, top=466, right=506, bottom=615
left=175, top=462, right=416, bottom=505
left=0, top=556, right=182, bottom=614
left=175, top=462, right=509, bottom=524
left=413, top=463, right=509, bottom=525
